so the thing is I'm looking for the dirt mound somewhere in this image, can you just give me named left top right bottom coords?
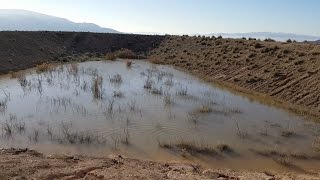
left=0, top=148, right=318, bottom=180
left=149, top=36, right=320, bottom=119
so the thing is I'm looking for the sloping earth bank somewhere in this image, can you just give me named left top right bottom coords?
left=149, top=35, right=320, bottom=119
left=0, top=148, right=319, bottom=180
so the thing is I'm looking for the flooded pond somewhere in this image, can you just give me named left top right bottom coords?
left=0, top=60, right=320, bottom=173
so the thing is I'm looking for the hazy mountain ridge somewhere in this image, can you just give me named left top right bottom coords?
left=0, top=9, right=119, bottom=33
left=208, top=32, right=320, bottom=42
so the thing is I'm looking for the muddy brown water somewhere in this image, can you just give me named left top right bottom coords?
left=0, top=60, right=319, bottom=173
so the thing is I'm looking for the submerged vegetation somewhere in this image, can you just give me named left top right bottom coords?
left=157, top=139, right=233, bottom=157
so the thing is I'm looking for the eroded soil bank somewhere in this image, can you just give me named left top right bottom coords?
left=149, top=36, right=320, bottom=119
left=0, top=148, right=319, bottom=180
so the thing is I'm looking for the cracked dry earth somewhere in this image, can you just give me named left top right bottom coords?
left=0, top=149, right=319, bottom=180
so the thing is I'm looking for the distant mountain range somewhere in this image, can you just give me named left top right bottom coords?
left=1, top=9, right=319, bottom=42
left=0, top=9, right=119, bottom=33
left=208, top=32, right=320, bottom=42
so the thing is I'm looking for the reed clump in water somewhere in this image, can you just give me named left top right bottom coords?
left=92, top=76, right=103, bottom=99
left=157, top=139, right=232, bottom=157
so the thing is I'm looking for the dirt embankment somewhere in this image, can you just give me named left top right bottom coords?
left=0, top=148, right=318, bottom=180
left=149, top=36, right=320, bottom=119
left=0, top=31, right=165, bottom=73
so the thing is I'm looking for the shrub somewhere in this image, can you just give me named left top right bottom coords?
left=254, top=42, right=263, bottom=48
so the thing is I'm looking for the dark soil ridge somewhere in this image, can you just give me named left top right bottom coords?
left=1, top=31, right=320, bottom=119
left=0, top=31, right=165, bottom=73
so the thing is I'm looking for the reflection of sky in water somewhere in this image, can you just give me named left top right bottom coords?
left=0, top=60, right=319, bottom=172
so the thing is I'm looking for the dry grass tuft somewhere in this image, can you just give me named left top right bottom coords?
left=109, top=74, right=123, bottom=83
left=9, top=71, right=24, bottom=79
left=196, top=104, right=212, bottom=113
left=281, top=130, right=295, bottom=138
left=92, top=76, right=103, bottom=99
left=126, top=61, right=132, bottom=68
left=105, top=53, right=117, bottom=61
left=157, top=139, right=233, bottom=157
left=36, top=63, right=55, bottom=73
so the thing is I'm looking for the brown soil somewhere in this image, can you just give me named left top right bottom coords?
left=1, top=148, right=318, bottom=180
left=149, top=35, right=320, bottom=119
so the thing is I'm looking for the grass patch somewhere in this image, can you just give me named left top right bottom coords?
left=113, top=90, right=124, bottom=98
left=143, top=78, right=153, bottom=89
left=196, top=104, right=212, bottom=113
left=36, top=63, right=55, bottom=73
left=163, top=94, right=173, bottom=106
left=151, top=86, right=163, bottom=95
left=176, top=86, right=188, bottom=96
left=109, top=74, right=123, bottom=84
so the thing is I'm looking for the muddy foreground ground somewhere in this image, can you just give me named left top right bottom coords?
left=0, top=148, right=318, bottom=180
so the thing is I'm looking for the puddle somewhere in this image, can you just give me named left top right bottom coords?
left=0, top=60, right=319, bottom=173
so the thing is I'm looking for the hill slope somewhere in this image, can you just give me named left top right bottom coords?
left=0, top=9, right=118, bottom=33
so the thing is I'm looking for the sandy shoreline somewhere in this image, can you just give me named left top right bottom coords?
left=0, top=148, right=318, bottom=180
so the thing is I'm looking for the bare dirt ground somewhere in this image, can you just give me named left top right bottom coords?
left=149, top=36, right=320, bottom=119
left=0, top=148, right=319, bottom=180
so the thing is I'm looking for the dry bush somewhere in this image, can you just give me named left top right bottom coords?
left=115, top=48, right=137, bottom=59
left=36, top=63, right=55, bottom=73
left=105, top=52, right=117, bottom=61
left=67, top=63, right=79, bottom=75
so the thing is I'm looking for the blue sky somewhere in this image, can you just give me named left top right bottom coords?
left=1, top=0, right=320, bottom=36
